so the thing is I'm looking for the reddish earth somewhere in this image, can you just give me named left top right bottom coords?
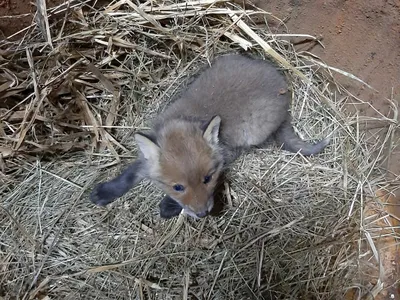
left=0, top=0, right=31, bottom=39
left=0, top=0, right=64, bottom=39
left=0, top=0, right=399, bottom=298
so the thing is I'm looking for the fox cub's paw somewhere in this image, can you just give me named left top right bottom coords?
left=90, top=182, right=120, bottom=206
left=159, top=196, right=182, bottom=219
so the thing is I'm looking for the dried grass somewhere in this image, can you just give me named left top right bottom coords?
left=0, top=0, right=399, bottom=299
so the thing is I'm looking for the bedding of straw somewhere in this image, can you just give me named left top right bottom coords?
left=0, top=0, right=398, bottom=299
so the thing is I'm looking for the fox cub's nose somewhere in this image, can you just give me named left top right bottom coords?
left=196, top=210, right=208, bottom=218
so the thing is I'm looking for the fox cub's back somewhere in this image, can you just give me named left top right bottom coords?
left=157, top=54, right=291, bottom=148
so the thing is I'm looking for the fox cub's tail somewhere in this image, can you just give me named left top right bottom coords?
left=275, top=119, right=330, bottom=156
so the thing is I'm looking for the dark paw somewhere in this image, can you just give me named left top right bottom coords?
left=159, top=196, right=182, bottom=219
left=90, top=182, right=119, bottom=206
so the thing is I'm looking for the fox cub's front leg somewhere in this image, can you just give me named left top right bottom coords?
left=90, top=160, right=145, bottom=206
left=159, top=196, right=183, bottom=219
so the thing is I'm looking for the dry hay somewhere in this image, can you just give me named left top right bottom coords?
left=0, top=0, right=398, bottom=299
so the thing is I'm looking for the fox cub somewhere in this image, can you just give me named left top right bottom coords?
left=90, top=54, right=329, bottom=218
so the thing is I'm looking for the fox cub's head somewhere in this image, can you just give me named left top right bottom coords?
left=135, top=116, right=224, bottom=218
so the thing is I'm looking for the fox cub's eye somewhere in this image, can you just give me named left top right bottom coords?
left=203, top=175, right=212, bottom=184
left=173, top=184, right=185, bottom=192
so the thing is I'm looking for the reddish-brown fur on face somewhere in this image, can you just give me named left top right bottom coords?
left=158, top=124, right=222, bottom=214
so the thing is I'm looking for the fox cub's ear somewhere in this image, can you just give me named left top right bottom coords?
left=134, top=132, right=160, bottom=161
left=202, top=115, right=221, bottom=145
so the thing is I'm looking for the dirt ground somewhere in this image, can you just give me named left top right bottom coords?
left=0, top=0, right=64, bottom=39
left=0, top=0, right=399, bottom=298
left=0, top=0, right=30, bottom=39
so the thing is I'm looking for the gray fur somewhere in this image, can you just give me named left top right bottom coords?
left=155, top=54, right=328, bottom=160
left=90, top=54, right=329, bottom=215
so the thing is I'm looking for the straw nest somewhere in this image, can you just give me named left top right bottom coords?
left=0, top=0, right=397, bottom=299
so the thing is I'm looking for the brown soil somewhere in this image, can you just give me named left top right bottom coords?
left=0, top=0, right=32, bottom=39
left=0, top=0, right=68, bottom=39
left=259, top=0, right=400, bottom=98
left=0, top=0, right=399, bottom=298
